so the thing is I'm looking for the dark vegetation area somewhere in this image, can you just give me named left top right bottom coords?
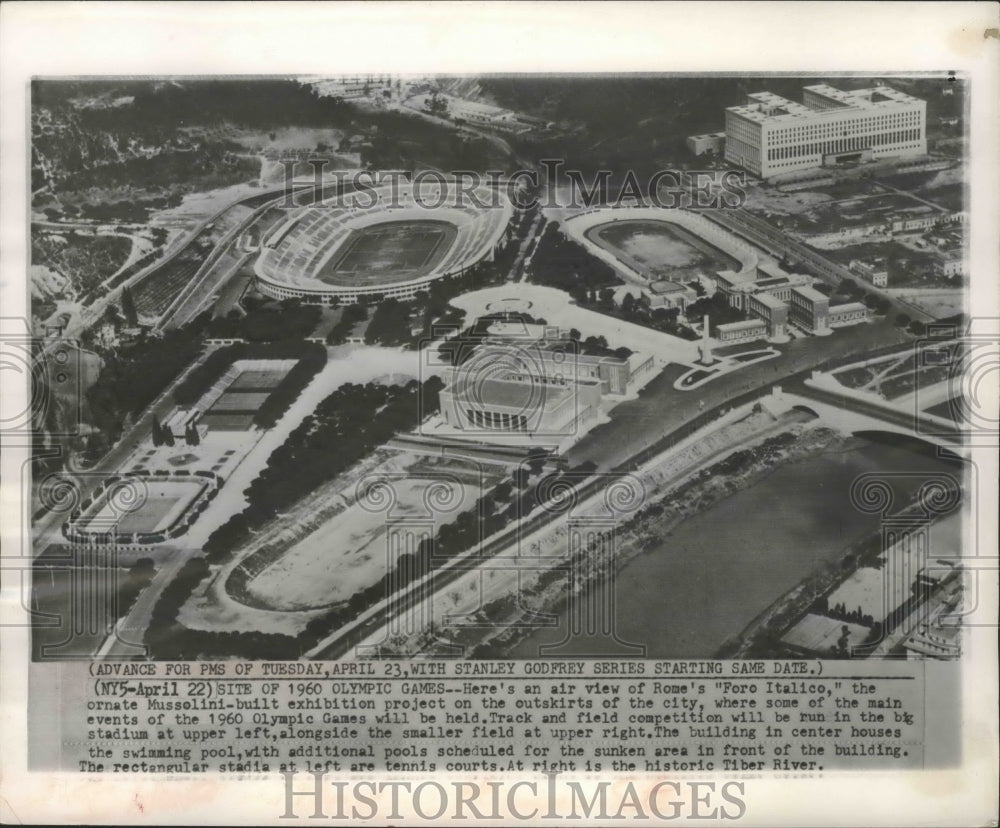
left=85, top=325, right=206, bottom=446
left=173, top=340, right=326, bottom=429
left=33, top=79, right=508, bottom=215
left=529, top=222, right=623, bottom=297
left=204, top=300, right=322, bottom=343
left=480, top=75, right=963, bottom=177
left=145, top=556, right=299, bottom=659
left=31, top=232, right=132, bottom=303
left=203, top=378, right=442, bottom=562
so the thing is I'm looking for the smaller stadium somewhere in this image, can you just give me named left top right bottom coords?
left=63, top=471, right=222, bottom=545
left=255, top=177, right=514, bottom=304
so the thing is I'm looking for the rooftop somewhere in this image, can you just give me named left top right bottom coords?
left=792, top=285, right=830, bottom=304
left=716, top=269, right=750, bottom=286
left=449, top=376, right=571, bottom=412
left=477, top=343, right=627, bottom=371
left=749, top=292, right=787, bottom=310
left=756, top=260, right=788, bottom=277
left=803, top=83, right=923, bottom=108
left=728, top=84, right=923, bottom=124
left=648, top=280, right=691, bottom=295
left=830, top=301, right=868, bottom=313
left=717, top=319, right=767, bottom=332
left=486, top=320, right=551, bottom=340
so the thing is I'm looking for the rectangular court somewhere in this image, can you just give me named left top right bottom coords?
left=201, top=412, right=257, bottom=431
left=78, top=479, right=206, bottom=535
left=230, top=369, right=287, bottom=391
left=209, top=392, right=271, bottom=412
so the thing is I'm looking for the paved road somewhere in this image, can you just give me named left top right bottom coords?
left=39, top=184, right=291, bottom=352
left=99, top=549, right=187, bottom=659
left=387, top=434, right=552, bottom=467
left=162, top=248, right=254, bottom=330
left=309, top=327, right=930, bottom=659
left=156, top=186, right=322, bottom=331
left=794, top=381, right=961, bottom=444
left=567, top=318, right=913, bottom=471
left=704, top=209, right=938, bottom=323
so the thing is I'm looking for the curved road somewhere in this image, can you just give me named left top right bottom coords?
left=308, top=331, right=954, bottom=660
left=702, top=208, right=938, bottom=323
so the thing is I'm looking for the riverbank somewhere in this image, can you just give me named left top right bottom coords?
left=441, top=418, right=852, bottom=658
left=494, top=426, right=960, bottom=660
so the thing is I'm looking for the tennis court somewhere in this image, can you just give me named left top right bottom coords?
left=230, top=369, right=287, bottom=391
left=209, top=392, right=271, bottom=412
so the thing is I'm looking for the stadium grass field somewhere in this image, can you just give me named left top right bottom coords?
left=585, top=219, right=741, bottom=282
left=316, top=219, right=458, bottom=287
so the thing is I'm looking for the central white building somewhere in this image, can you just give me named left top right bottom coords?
left=725, top=83, right=926, bottom=178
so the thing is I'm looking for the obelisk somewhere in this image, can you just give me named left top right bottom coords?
left=698, top=314, right=713, bottom=365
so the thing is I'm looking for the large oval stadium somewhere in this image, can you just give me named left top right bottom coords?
left=254, top=177, right=514, bottom=304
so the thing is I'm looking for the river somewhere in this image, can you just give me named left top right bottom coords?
left=508, top=434, right=964, bottom=659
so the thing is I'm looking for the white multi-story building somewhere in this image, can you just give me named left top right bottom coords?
left=725, top=84, right=926, bottom=178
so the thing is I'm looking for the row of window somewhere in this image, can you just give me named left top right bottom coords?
left=726, top=114, right=760, bottom=148
left=464, top=409, right=530, bottom=431
left=257, top=280, right=422, bottom=303
left=767, top=111, right=923, bottom=145
left=765, top=128, right=922, bottom=160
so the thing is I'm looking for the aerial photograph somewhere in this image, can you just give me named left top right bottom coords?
left=29, top=74, right=970, bottom=662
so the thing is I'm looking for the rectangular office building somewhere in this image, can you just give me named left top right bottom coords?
left=725, top=84, right=926, bottom=178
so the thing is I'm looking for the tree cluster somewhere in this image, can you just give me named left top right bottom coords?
left=326, top=303, right=368, bottom=345
left=436, top=312, right=535, bottom=367
left=364, top=298, right=412, bottom=347
left=203, top=377, right=442, bottom=561
left=204, top=300, right=321, bottom=343
left=120, top=286, right=139, bottom=326
left=825, top=600, right=876, bottom=629
left=115, top=558, right=156, bottom=618
left=184, top=421, right=201, bottom=446
left=685, top=293, right=746, bottom=333
left=529, top=222, right=624, bottom=295
left=151, top=415, right=175, bottom=447
left=86, top=325, right=205, bottom=443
